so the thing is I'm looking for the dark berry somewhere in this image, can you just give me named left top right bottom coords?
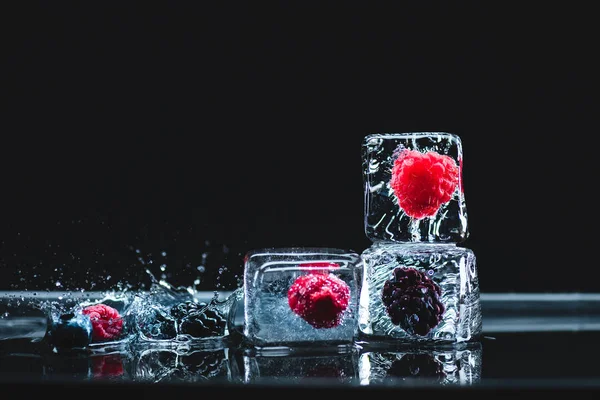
left=46, top=312, right=93, bottom=349
left=288, top=273, right=350, bottom=329
left=139, top=307, right=177, bottom=340
left=387, top=353, right=445, bottom=380
left=170, top=301, right=226, bottom=338
left=176, top=350, right=227, bottom=380
left=381, top=267, right=445, bottom=336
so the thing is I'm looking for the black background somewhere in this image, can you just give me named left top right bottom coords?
left=1, top=2, right=598, bottom=293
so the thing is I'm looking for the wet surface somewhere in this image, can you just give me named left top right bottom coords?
left=1, top=293, right=600, bottom=393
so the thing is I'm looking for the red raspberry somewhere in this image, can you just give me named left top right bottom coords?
left=287, top=273, right=350, bottom=329
left=298, top=262, right=340, bottom=269
left=298, top=262, right=340, bottom=274
left=390, top=149, right=459, bottom=219
left=82, top=303, right=123, bottom=342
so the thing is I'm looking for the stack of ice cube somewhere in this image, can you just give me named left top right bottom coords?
left=240, top=132, right=481, bottom=350
left=359, top=132, right=482, bottom=343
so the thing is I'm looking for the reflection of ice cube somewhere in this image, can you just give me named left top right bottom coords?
left=358, top=343, right=482, bottom=385
left=239, top=349, right=358, bottom=384
left=363, top=132, right=468, bottom=243
left=243, top=248, right=363, bottom=348
left=132, top=348, right=231, bottom=383
left=359, top=242, right=481, bottom=343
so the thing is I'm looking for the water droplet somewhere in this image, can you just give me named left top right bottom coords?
left=161, top=251, right=167, bottom=257
left=55, top=281, right=62, bottom=287
left=160, top=264, right=167, bottom=272
left=197, top=265, right=205, bottom=273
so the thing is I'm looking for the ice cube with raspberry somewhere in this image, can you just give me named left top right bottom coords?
left=362, top=132, right=468, bottom=243
left=243, top=247, right=362, bottom=347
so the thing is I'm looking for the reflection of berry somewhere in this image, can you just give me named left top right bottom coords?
left=47, top=312, right=93, bottom=349
left=178, top=351, right=226, bottom=378
left=390, top=149, right=458, bottom=219
left=381, top=267, right=445, bottom=336
left=387, top=353, right=445, bottom=380
left=304, top=364, right=343, bottom=379
left=288, top=273, right=350, bottom=329
left=170, top=301, right=226, bottom=338
left=82, top=304, right=123, bottom=342
left=91, top=354, right=124, bottom=378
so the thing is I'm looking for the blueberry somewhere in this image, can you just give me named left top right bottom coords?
left=47, top=312, right=93, bottom=349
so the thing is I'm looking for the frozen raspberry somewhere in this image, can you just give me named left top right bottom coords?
left=389, top=148, right=459, bottom=219
left=381, top=267, right=445, bottom=336
left=298, top=262, right=340, bottom=274
left=298, top=262, right=340, bottom=269
left=288, top=273, right=350, bottom=329
left=82, top=303, right=123, bottom=342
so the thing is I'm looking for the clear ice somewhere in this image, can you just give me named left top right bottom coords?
left=358, top=343, right=482, bottom=385
left=242, top=248, right=363, bottom=348
left=362, top=132, right=468, bottom=243
left=358, top=243, right=481, bottom=343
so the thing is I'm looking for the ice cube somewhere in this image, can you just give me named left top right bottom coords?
left=358, top=242, right=481, bottom=343
left=363, top=132, right=468, bottom=243
left=243, top=248, right=363, bottom=349
left=358, top=343, right=482, bottom=385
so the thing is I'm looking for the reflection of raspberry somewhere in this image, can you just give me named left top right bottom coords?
left=82, top=304, right=123, bottom=342
left=390, top=149, right=458, bottom=219
left=381, top=267, right=445, bottom=336
left=92, top=354, right=124, bottom=378
left=304, top=364, right=344, bottom=379
left=288, top=273, right=350, bottom=329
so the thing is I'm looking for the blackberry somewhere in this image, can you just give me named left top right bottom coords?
left=170, top=301, right=226, bottom=338
left=140, top=307, right=177, bottom=340
left=387, top=353, right=445, bottom=380
left=381, top=267, right=445, bottom=336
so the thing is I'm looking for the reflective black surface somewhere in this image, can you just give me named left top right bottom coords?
left=2, top=294, right=600, bottom=395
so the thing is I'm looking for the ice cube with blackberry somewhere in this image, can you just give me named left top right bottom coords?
left=358, top=242, right=481, bottom=343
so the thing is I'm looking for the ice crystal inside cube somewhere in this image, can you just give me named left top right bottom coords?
left=243, top=248, right=363, bottom=348
left=363, top=132, right=468, bottom=243
left=358, top=243, right=481, bottom=343
left=358, top=344, right=482, bottom=385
